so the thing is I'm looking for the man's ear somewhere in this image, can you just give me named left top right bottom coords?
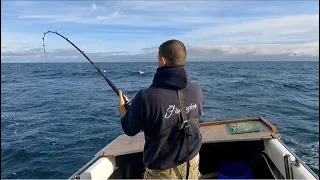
left=160, top=56, right=167, bottom=66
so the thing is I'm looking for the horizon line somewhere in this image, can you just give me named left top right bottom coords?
left=1, top=60, right=319, bottom=64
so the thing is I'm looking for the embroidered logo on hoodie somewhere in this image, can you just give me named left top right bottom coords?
left=164, top=103, right=198, bottom=119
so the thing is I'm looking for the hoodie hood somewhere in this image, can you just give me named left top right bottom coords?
left=152, top=66, right=191, bottom=89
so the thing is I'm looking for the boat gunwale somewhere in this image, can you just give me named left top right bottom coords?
left=97, top=117, right=280, bottom=157
left=200, top=117, right=280, bottom=137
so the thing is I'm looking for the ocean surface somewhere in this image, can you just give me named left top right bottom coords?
left=1, top=61, right=319, bottom=178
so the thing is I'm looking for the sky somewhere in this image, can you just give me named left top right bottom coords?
left=1, top=0, right=319, bottom=63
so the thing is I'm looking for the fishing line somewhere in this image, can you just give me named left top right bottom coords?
left=42, top=30, right=131, bottom=108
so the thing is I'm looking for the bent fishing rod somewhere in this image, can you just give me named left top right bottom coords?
left=42, top=31, right=131, bottom=109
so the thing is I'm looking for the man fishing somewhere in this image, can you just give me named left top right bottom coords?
left=118, top=40, right=204, bottom=179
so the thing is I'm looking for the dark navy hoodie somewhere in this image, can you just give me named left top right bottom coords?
left=121, top=65, right=203, bottom=170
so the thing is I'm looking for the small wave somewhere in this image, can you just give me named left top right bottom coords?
left=260, top=79, right=277, bottom=84
left=298, top=142, right=319, bottom=174
left=282, top=99, right=319, bottom=112
left=282, top=83, right=309, bottom=91
left=1, top=79, right=21, bottom=83
left=31, top=72, right=65, bottom=79
left=111, top=70, right=145, bottom=79
left=71, top=71, right=96, bottom=76
left=1, top=148, right=39, bottom=163
left=282, top=137, right=299, bottom=145
left=229, top=66, right=240, bottom=69
left=228, top=80, right=255, bottom=88
left=32, top=69, right=47, bottom=74
left=238, top=74, right=257, bottom=79
left=1, top=79, right=19, bottom=83
left=3, top=167, right=63, bottom=179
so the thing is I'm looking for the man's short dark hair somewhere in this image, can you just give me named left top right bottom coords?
left=159, top=39, right=186, bottom=66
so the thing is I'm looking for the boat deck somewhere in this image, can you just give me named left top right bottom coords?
left=98, top=118, right=280, bottom=157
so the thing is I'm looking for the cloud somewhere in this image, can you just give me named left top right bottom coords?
left=96, top=10, right=125, bottom=20
left=187, top=42, right=319, bottom=59
left=14, top=1, right=275, bottom=27
left=18, top=13, right=232, bottom=27
left=2, top=1, right=319, bottom=62
left=177, top=15, right=319, bottom=45
left=1, top=31, right=45, bottom=51
left=12, top=1, right=318, bottom=28
left=2, top=42, right=318, bottom=63
left=11, top=14, right=317, bottom=53
left=92, top=3, right=97, bottom=11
